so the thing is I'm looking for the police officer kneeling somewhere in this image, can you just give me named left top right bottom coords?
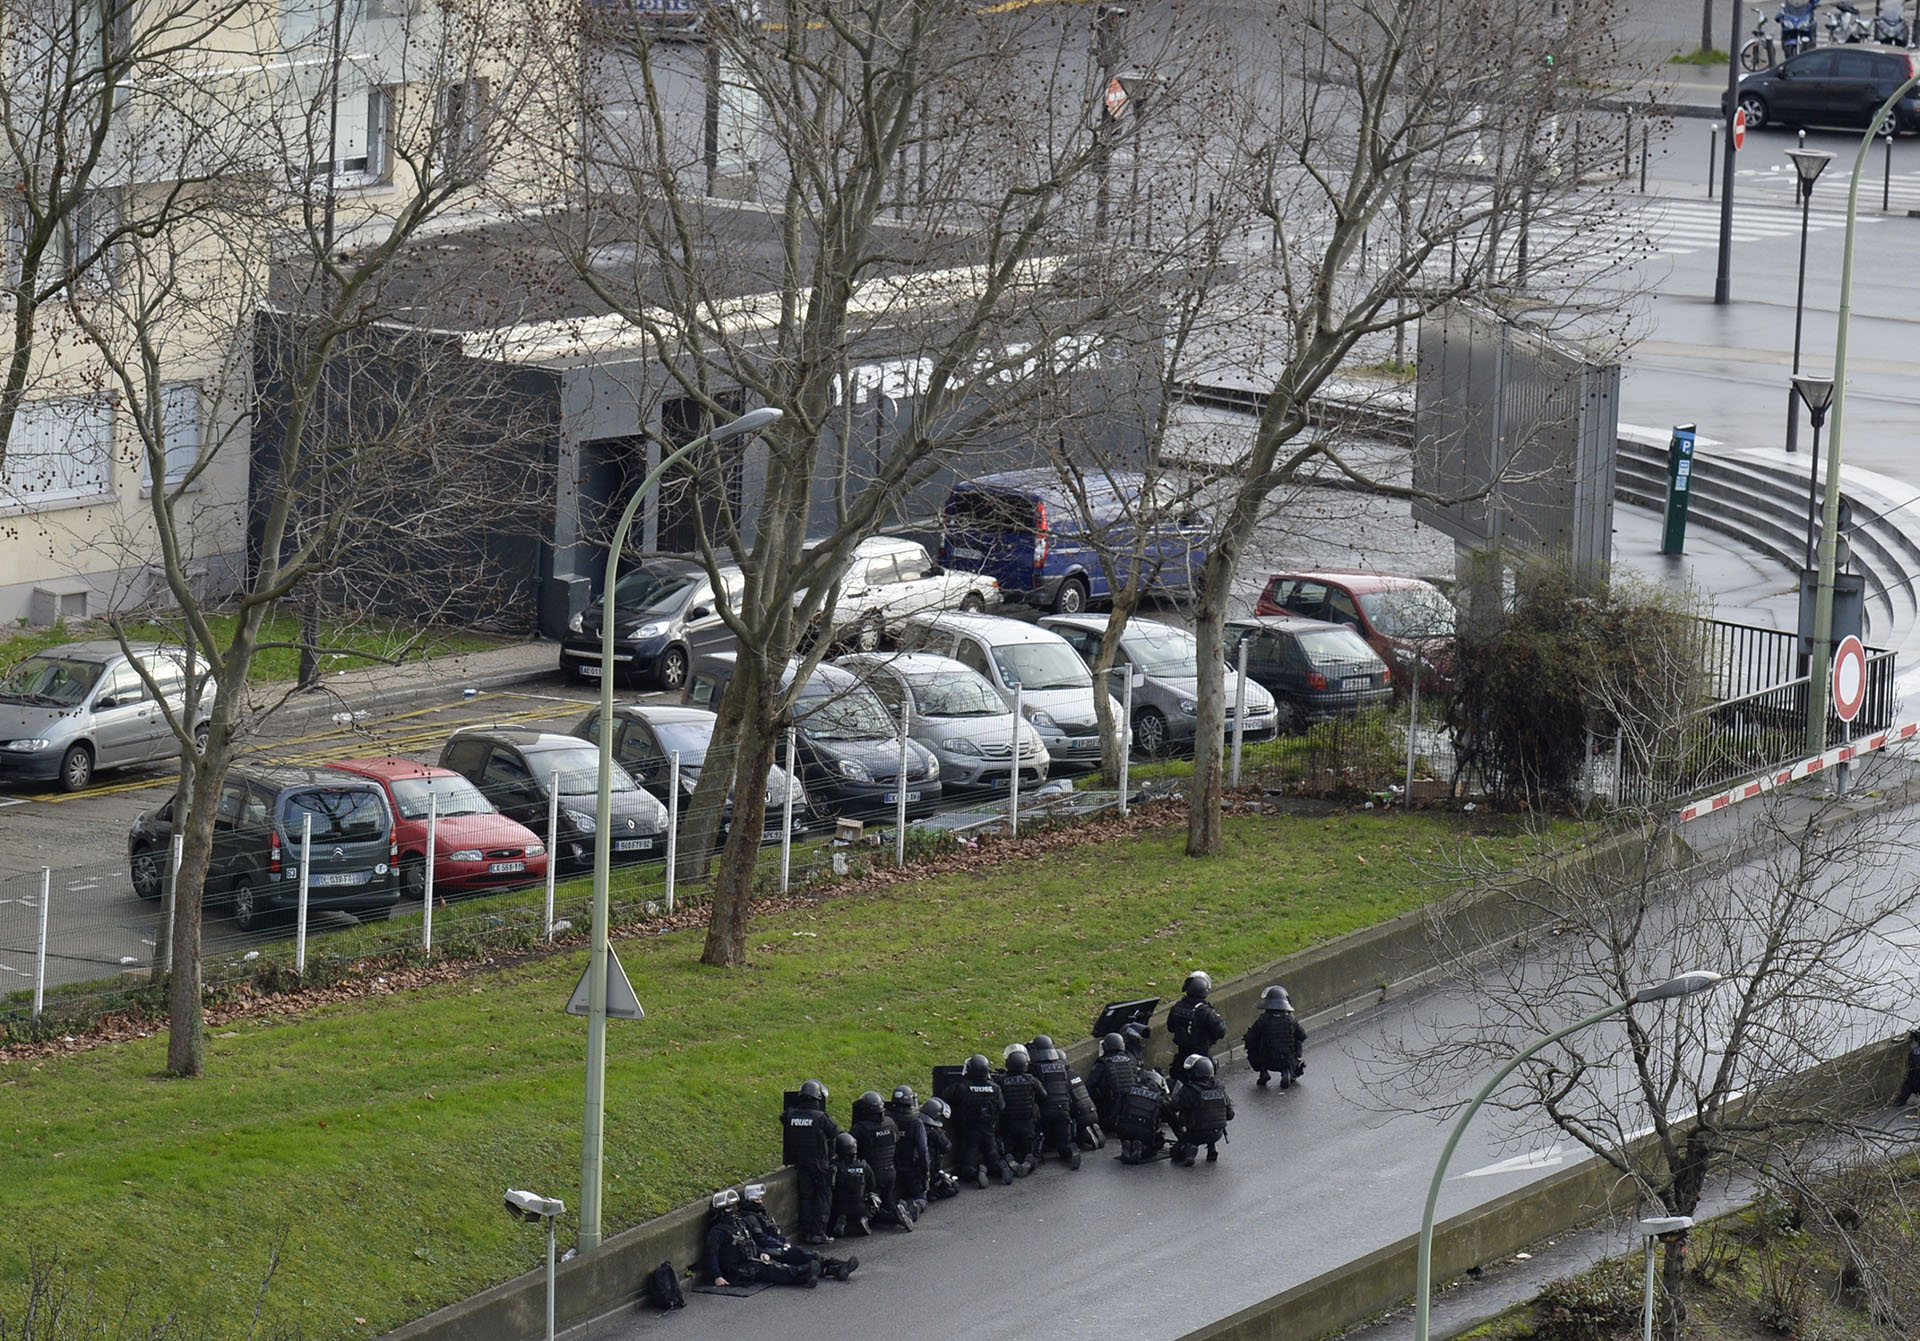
left=1113, top=1069, right=1172, bottom=1164
left=1168, top=1056, right=1235, bottom=1166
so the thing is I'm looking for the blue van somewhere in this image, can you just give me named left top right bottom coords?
left=937, top=469, right=1211, bottom=614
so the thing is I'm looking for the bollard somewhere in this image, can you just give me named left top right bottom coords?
left=1230, top=641, right=1247, bottom=789
left=665, top=751, right=680, bottom=914
left=295, top=812, right=312, bottom=975
left=1885, top=132, right=1895, bottom=211
left=1639, top=123, right=1649, bottom=193
left=422, top=792, right=437, bottom=952
left=1010, top=686, right=1023, bottom=838
left=1405, top=661, right=1422, bottom=805
left=779, top=728, right=796, bottom=894
left=543, top=772, right=559, bottom=940
left=32, top=867, right=50, bottom=1022
left=1118, top=673, right=1133, bottom=817
left=895, top=699, right=911, bottom=868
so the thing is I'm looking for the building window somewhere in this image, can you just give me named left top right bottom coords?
left=308, top=87, right=396, bottom=182
left=0, top=395, right=115, bottom=508
left=3, top=189, right=120, bottom=294
left=142, top=382, right=202, bottom=488
left=436, top=78, right=490, bottom=173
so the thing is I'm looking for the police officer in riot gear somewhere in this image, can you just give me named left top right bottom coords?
left=851, top=1090, right=913, bottom=1230
left=997, top=1044, right=1046, bottom=1176
left=1089, top=1031, right=1140, bottom=1125
left=1244, top=984, right=1308, bottom=1088
left=829, top=1131, right=878, bottom=1237
left=942, top=1053, right=1012, bottom=1187
left=889, top=1086, right=933, bottom=1217
left=1113, top=1068, right=1172, bottom=1164
left=919, top=1097, right=960, bottom=1199
left=780, top=1079, right=841, bottom=1244
left=738, top=1183, right=859, bottom=1281
left=1122, top=1020, right=1151, bottom=1068
left=1028, top=1034, right=1083, bottom=1170
left=1169, top=971, right=1228, bottom=1080
left=1168, top=1055, right=1235, bottom=1165
left=706, top=1188, right=820, bottom=1287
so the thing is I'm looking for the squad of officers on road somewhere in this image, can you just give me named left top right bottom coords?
left=705, top=971, right=1308, bottom=1291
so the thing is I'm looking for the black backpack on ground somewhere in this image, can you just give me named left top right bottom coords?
left=645, top=1259, right=686, bottom=1310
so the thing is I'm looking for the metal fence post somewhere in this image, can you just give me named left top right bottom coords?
left=295, top=812, right=312, bottom=975
left=422, top=793, right=437, bottom=952
left=895, top=700, right=911, bottom=868
left=779, top=728, right=796, bottom=894
left=1119, top=672, right=1133, bottom=817
left=163, top=831, right=183, bottom=969
left=665, top=750, right=680, bottom=914
left=1231, top=640, right=1248, bottom=789
left=32, top=867, right=50, bottom=1023
left=1405, top=664, right=1422, bottom=805
left=543, top=771, right=559, bottom=941
left=1010, top=686, right=1023, bottom=838
left=1708, top=123, right=1718, bottom=198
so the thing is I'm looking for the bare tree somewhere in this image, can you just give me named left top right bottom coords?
left=535, top=0, right=1221, bottom=964
left=1376, top=792, right=1920, bottom=1340
left=1168, top=0, right=1646, bottom=854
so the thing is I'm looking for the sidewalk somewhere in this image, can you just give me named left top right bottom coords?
left=244, top=638, right=562, bottom=733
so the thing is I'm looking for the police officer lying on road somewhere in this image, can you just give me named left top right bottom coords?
left=737, top=1184, right=859, bottom=1281
left=705, top=1189, right=820, bottom=1288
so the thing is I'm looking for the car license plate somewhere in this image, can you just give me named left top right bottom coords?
left=952, top=546, right=983, bottom=560
left=613, top=838, right=653, bottom=852
left=578, top=664, right=603, bottom=678
left=311, top=872, right=362, bottom=888
left=1343, top=677, right=1372, bottom=690
left=488, top=861, right=525, bottom=874
left=761, top=827, right=785, bottom=842
left=883, top=791, right=921, bottom=804
left=1072, top=736, right=1099, bottom=751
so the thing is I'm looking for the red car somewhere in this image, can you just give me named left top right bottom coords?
left=1253, top=571, right=1456, bottom=693
left=327, top=757, right=549, bottom=899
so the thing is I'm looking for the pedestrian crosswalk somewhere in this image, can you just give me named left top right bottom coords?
left=1625, top=196, right=1884, bottom=255
left=1736, top=163, right=1920, bottom=211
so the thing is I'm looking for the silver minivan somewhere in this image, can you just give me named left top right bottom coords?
left=835, top=651, right=1050, bottom=792
left=0, top=641, right=209, bottom=791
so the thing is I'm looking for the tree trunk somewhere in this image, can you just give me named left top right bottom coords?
left=1659, top=1228, right=1690, bottom=1341
left=1701, top=0, right=1715, bottom=54
left=1093, top=585, right=1145, bottom=787
left=1185, top=548, right=1235, bottom=856
left=679, top=665, right=752, bottom=881
left=701, top=654, right=778, bottom=967
left=164, top=756, right=225, bottom=1077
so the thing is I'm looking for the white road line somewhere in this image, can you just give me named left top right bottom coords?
left=1457, top=1144, right=1567, bottom=1178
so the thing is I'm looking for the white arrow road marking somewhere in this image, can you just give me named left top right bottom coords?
left=1458, top=1144, right=1565, bottom=1178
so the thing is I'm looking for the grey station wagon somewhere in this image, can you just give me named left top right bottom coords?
left=0, top=640, right=210, bottom=791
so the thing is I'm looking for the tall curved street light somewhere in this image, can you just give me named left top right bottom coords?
left=1783, top=145, right=1832, bottom=456
left=1412, top=971, right=1728, bottom=1341
left=579, top=405, right=783, bottom=1251
left=1806, top=73, right=1920, bottom=756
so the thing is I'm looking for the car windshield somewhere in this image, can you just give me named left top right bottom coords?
left=389, top=774, right=494, bottom=820
left=796, top=686, right=897, bottom=740
left=992, top=642, right=1092, bottom=691
left=533, top=746, right=642, bottom=796
left=646, top=719, right=713, bottom=763
left=605, top=568, right=701, bottom=616
left=1357, top=586, right=1455, bottom=638
left=1296, top=627, right=1379, bottom=664
left=0, top=655, right=103, bottom=706
left=1122, top=628, right=1199, bottom=678
left=283, top=789, right=387, bottom=841
left=906, top=670, right=1004, bottom=717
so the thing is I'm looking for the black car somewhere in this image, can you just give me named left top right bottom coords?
left=1726, top=45, right=1920, bottom=133
left=127, top=766, right=402, bottom=931
left=558, top=556, right=744, bottom=691
left=438, top=728, right=671, bottom=872
left=1224, top=616, right=1393, bottom=732
left=568, top=702, right=812, bottom=844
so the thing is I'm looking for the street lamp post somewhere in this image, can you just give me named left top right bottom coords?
left=1412, top=971, right=1727, bottom=1341
left=1638, top=1215, right=1694, bottom=1341
left=578, top=405, right=782, bottom=1252
left=1783, top=147, right=1832, bottom=454
left=1794, top=373, right=1835, bottom=570
left=1805, top=72, right=1920, bottom=757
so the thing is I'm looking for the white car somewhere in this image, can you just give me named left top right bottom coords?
left=809, top=535, right=999, bottom=651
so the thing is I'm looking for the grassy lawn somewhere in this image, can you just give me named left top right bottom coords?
left=0, top=613, right=501, bottom=685
left=0, top=809, right=1542, bottom=1338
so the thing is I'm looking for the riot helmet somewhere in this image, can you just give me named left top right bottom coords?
left=835, top=1131, right=859, bottom=1158
left=854, top=1090, right=886, bottom=1122
left=920, top=1097, right=951, bottom=1126
left=891, top=1084, right=918, bottom=1109
left=710, top=1188, right=740, bottom=1211
left=1188, top=1056, right=1216, bottom=1083
left=1261, top=985, right=1293, bottom=1013
left=1184, top=971, right=1213, bottom=998
left=742, top=1183, right=766, bottom=1204
left=1029, top=1034, right=1059, bottom=1061
left=965, top=1053, right=991, bottom=1080
left=1101, top=1032, right=1126, bottom=1056
left=1122, top=1021, right=1150, bottom=1052
left=799, top=1078, right=829, bottom=1106
left=1144, top=1068, right=1170, bottom=1095
left=1003, top=1044, right=1030, bottom=1074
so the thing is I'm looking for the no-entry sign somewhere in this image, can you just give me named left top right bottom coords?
left=1832, top=634, right=1867, bottom=723
left=1732, top=105, right=1747, bottom=151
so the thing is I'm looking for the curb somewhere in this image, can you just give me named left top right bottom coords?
left=239, top=644, right=560, bottom=734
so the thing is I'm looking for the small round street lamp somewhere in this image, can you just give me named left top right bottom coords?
left=1637, top=1214, right=1694, bottom=1341
left=1784, top=145, right=1832, bottom=456
left=1793, top=372, right=1836, bottom=569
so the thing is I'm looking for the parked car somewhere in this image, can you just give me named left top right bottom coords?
left=1725, top=45, right=1920, bottom=134
left=896, top=611, right=1121, bottom=773
left=1225, top=616, right=1394, bottom=730
left=127, top=765, right=401, bottom=931
left=937, top=469, right=1210, bottom=614
left=804, top=535, right=999, bottom=651
left=558, top=556, right=744, bottom=691
left=788, top=662, right=942, bottom=819
left=437, top=728, right=671, bottom=872
left=0, top=640, right=211, bottom=791
left=1254, top=570, right=1455, bottom=693
left=1039, top=614, right=1278, bottom=759
left=835, top=651, right=1050, bottom=791
left=567, top=702, right=810, bottom=844
left=325, top=757, right=549, bottom=900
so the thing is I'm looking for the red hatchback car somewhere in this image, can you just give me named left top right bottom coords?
left=1253, top=570, right=1456, bottom=693
left=327, top=757, right=549, bottom=900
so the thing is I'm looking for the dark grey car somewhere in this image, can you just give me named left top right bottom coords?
left=558, top=557, right=745, bottom=691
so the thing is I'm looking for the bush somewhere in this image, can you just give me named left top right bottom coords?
left=1529, top=1262, right=1642, bottom=1341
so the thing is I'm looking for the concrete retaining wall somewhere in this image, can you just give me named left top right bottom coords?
left=380, top=825, right=1690, bottom=1341
left=1180, top=1034, right=1912, bottom=1341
